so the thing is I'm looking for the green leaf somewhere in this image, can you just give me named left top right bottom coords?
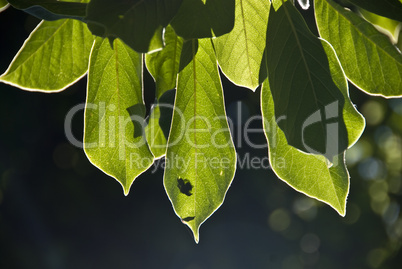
left=347, top=0, right=402, bottom=22
left=0, top=0, right=9, bottom=12
left=145, top=25, right=183, bottom=99
left=164, top=39, right=236, bottom=243
left=213, top=0, right=270, bottom=90
left=0, top=19, right=93, bottom=92
left=315, top=0, right=402, bottom=97
left=145, top=26, right=183, bottom=158
left=85, top=0, right=183, bottom=53
left=171, top=0, right=235, bottom=39
left=261, top=80, right=350, bottom=216
left=266, top=1, right=348, bottom=162
left=84, top=37, right=154, bottom=195
left=261, top=19, right=365, bottom=216
left=7, top=0, right=88, bottom=21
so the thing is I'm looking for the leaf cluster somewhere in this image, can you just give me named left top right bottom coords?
left=1, top=0, right=401, bottom=242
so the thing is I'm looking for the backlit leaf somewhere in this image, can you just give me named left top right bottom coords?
left=213, top=0, right=270, bottom=90
left=0, top=19, right=93, bottom=92
left=164, top=39, right=236, bottom=243
left=84, top=37, right=154, bottom=195
left=315, top=0, right=402, bottom=97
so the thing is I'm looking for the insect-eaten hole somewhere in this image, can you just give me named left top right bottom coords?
left=177, top=177, right=193, bottom=196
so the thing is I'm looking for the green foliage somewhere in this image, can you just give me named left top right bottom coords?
left=1, top=0, right=401, bottom=242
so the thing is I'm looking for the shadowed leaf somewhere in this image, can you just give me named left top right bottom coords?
left=347, top=0, right=402, bottom=22
left=266, top=1, right=348, bottom=161
left=7, top=0, right=88, bottom=21
left=171, top=0, right=235, bottom=39
left=85, top=0, right=183, bottom=53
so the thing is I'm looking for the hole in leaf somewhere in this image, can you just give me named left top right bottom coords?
left=182, top=216, right=195, bottom=222
left=177, top=177, right=193, bottom=196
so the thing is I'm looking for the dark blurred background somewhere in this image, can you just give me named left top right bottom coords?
left=0, top=5, right=401, bottom=269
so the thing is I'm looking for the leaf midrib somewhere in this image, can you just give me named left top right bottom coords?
left=192, top=39, right=198, bottom=224
left=281, top=2, right=320, bottom=113
left=240, top=0, right=254, bottom=86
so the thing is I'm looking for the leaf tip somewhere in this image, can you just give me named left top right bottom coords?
left=193, top=230, right=200, bottom=244
left=337, top=202, right=347, bottom=217
left=337, top=208, right=346, bottom=217
left=121, top=182, right=132, bottom=196
left=181, top=218, right=200, bottom=243
left=123, top=187, right=130, bottom=196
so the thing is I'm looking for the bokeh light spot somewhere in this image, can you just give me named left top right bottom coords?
left=362, top=100, right=385, bottom=126
left=300, top=233, right=320, bottom=254
left=366, top=248, right=387, bottom=268
left=389, top=98, right=402, bottom=115
left=358, top=158, right=386, bottom=180
left=282, top=255, right=302, bottom=269
left=388, top=176, right=402, bottom=195
left=369, top=180, right=389, bottom=202
left=268, top=208, right=291, bottom=232
left=382, top=202, right=400, bottom=225
left=346, top=138, right=374, bottom=167
left=293, top=197, right=317, bottom=221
